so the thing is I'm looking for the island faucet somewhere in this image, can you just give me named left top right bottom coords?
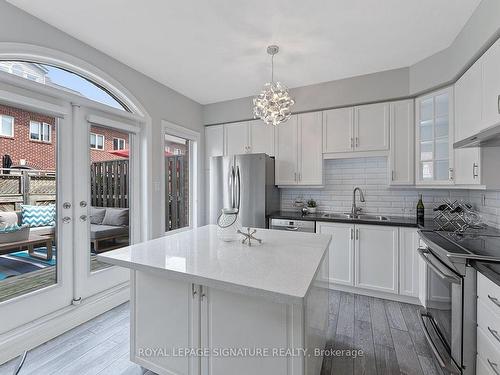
left=351, top=187, right=365, bottom=216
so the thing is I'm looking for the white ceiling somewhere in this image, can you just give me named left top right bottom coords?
left=8, top=0, right=481, bottom=104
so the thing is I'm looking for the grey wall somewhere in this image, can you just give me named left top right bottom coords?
left=203, top=0, right=500, bottom=126
left=203, top=67, right=410, bottom=125
left=0, top=0, right=204, bottom=238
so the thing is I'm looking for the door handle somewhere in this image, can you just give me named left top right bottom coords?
left=488, top=294, right=500, bottom=309
left=285, top=226, right=299, bottom=231
left=488, top=358, right=500, bottom=375
left=235, top=165, right=241, bottom=210
left=355, top=137, right=359, bottom=147
left=417, top=248, right=461, bottom=283
left=355, top=228, right=359, bottom=240
left=350, top=137, right=354, bottom=149
left=62, top=216, right=71, bottom=224
left=488, top=326, right=500, bottom=344
left=79, top=215, right=87, bottom=222
left=497, top=94, right=500, bottom=114
left=80, top=200, right=87, bottom=208
left=350, top=228, right=354, bottom=240
left=448, top=168, right=454, bottom=181
left=472, top=163, right=479, bottom=179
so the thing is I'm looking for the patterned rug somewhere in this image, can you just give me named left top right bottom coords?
left=0, top=247, right=56, bottom=280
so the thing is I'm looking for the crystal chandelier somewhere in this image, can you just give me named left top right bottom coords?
left=253, top=45, right=295, bottom=126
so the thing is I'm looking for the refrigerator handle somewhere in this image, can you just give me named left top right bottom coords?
left=235, top=165, right=241, bottom=210
left=228, top=165, right=235, bottom=209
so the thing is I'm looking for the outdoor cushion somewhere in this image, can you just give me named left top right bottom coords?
left=21, top=204, right=56, bottom=227
left=90, top=207, right=106, bottom=225
left=90, top=224, right=128, bottom=240
left=0, top=226, right=30, bottom=244
left=0, top=211, right=18, bottom=228
left=101, top=208, right=129, bottom=227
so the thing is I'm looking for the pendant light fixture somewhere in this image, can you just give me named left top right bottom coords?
left=253, top=45, right=295, bottom=126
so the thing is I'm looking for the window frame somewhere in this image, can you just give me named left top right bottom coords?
left=29, top=120, right=52, bottom=143
left=90, top=132, right=105, bottom=150
left=112, top=137, right=126, bottom=150
left=0, top=114, right=14, bottom=137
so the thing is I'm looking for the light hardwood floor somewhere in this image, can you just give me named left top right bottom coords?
left=0, top=290, right=443, bottom=375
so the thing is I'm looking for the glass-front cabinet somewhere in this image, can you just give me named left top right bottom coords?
left=415, top=87, right=454, bottom=185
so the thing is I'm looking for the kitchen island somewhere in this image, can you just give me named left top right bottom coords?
left=98, top=225, right=331, bottom=375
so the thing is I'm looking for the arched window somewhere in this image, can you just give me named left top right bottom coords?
left=0, top=60, right=128, bottom=111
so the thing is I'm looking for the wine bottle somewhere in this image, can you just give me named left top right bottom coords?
left=417, top=194, right=425, bottom=226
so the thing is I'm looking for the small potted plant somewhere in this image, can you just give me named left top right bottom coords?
left=306, top=199, right=317, bottom=214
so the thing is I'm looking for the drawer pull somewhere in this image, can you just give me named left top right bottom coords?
left=488, top=326, right=500, bottom=344
left=488, top=359, right=500, bottom=375
left=488, top=294, right=500, bottom=309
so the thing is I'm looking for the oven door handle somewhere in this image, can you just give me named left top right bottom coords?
left=417, top=247, right=461, bottom=284
left=420, top=313, right=461, bottom=374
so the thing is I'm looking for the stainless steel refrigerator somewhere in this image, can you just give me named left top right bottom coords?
left=209, top=153, right=280, bottom=228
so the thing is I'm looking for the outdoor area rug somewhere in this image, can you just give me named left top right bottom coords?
left=0, top=247, right=56, bottom=280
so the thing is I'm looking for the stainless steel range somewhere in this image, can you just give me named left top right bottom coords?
left=418, top=229, right=500, bottom=375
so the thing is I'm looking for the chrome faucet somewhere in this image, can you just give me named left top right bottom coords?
left=351, top=187, right=365, bottom=216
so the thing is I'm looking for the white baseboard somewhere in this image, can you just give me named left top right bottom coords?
left=319, top=281, right=421, bottom=305
left=0, top=283, right=130, bottom=365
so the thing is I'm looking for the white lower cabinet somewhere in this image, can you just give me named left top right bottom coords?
left=316, top=222, right=354, bottom=286
left=399, top=228, right=420, bottom=297
left=355, top=225, right=398, bottom=294
left=317, top=223, right=419, bottom=299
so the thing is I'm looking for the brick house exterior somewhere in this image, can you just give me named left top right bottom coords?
left=0, top=103, right=129, bottom=171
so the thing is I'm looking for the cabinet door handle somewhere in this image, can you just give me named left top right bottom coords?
left=355, top=137, right=359, bottom=147
left=355, top=228, right=359, bottom=240
left=298, top=173, right=301, bottom=182
left=391, top=170, right=395, bottom=181
left=488, top=358, right=500, bottom=375
left=497, top=94, right=500, bottom=114
left=294, top=172, right=297, bottom=182
left=448, top=168, right=454, bottom=181
left=350, top=228, right=354, bottom=240
left=350, top=137, right=354, bottom=149
left=488, top=326, right=500, bottom=344
left=473, top=163, right=479, bottom=179
left=192, top=284, right=198, bottom=298
left=488, top=294, right=500, bottom=309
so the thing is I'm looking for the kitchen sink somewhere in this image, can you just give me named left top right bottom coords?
left=322, top=213, right=390, bottom=221
left=356, top=214, right=390, bottom=221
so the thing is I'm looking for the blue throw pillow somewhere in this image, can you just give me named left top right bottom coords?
left=21, top=205, right=56, bottom=227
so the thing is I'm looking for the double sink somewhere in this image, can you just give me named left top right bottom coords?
left=322, top=213, right=390, bottom=222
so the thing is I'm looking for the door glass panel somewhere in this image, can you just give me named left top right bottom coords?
left=420, top=98, right=433, bottom=121
left=435, top=160, right=449, bottom=180
left=0, top=103, right=57, bottom=302
left=420, top=123, right=433, bottom=141
left=435, top=116, right=449, bottom=138
left=165, top=134, right=190, bottom=232
left=421, top=162, right=433, bottom=180
left=435, top=139, right=449, bottom=160
left=89, top=124, right=130, bottom=271
left=420, top=141, right=433, bottom=161
left=435, top=94, right=449, bottom=117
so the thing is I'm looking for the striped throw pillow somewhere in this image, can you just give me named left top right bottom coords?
left=21, top=204, right=56, bottom=227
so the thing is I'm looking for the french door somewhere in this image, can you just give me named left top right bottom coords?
left=72, top=105, right=140, bottom=300
left=0, top=92, right=140, bottom=336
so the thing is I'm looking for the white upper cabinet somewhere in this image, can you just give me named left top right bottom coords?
left=415, top=87, right=455, bottom=185
left=205, top=125, right=224, bottom=169
left=275, top=115, right=299, bottom=185
left=224, top=121, right=249, bottom=155
left=323, top=107, right=353, bottom=153
left=354, top=102, right=390, bottom=152
left=298, top=111, right=323, bottom=185
left=389, top=100, right=414, bottom=185
left=248, top=119, right=275, bottom=156
left=224, top=120, right=275, bottom=156
left=482, top=38, right=500, bottom=129
left=275, top=113, right=323, bottom=186
left=455, top=59, right=482, bottom=140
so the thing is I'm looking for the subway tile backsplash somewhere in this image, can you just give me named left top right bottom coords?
left=280, top=157, right=500, bottom=229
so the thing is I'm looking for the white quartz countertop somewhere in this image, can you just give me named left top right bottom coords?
left=97, top=225, right=331, bottom=303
